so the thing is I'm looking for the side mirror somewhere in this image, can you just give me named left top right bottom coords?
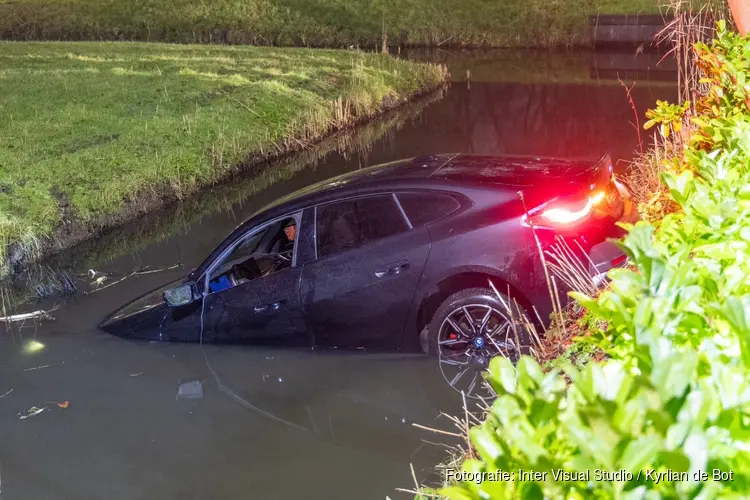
left=164, top=282, right=200, bottom=308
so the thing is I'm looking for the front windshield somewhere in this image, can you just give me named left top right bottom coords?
left=218, top=229, right=267, bottom=271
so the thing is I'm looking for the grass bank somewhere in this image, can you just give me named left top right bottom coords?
left=1, top=0, right=668, bottom=48
left=0, top=42, right=447, bottom=274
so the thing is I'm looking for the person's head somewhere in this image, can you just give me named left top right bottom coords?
left=284, top=223, right=296, bottom=241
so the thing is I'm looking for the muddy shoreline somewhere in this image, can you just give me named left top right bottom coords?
left=5, top=81, right=449, bottom=276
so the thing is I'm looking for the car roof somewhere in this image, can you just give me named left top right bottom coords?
left=249, top=153, right=607, bottom=219
left=432, top=154, right=607, bottom=186
left=248, top=154, right=457, bottom=218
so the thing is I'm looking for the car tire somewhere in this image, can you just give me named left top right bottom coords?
left=428, top=287, right=532, bottom=357
left=427, top=287, right=534, bottom=398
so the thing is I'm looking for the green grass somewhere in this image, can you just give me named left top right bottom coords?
left=0, top=41, right=447, bottom=274
left=0, top=0, right=676, bottom=48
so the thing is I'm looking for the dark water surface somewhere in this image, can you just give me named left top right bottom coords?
left=0, top=50, right=676, bottom=500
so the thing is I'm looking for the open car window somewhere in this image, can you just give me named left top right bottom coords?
left=218, top=231, right=266, bottom=271
left=206, top=216, right=298, bottom=293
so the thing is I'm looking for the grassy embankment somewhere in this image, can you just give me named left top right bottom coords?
left=1, top=0, right=668, bottom=48
left=0, top=42, right=447, bottom=274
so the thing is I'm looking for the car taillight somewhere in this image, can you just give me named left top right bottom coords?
left=540, top=191, right=605, bottom=225
left=522, top=190, right=606, bottom=229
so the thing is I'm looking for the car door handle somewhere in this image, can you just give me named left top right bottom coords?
left=374, top=260, right=410, bottom=278
left=254, top=300, right=286, bottom=313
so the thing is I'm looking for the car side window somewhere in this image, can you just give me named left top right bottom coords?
left=317, top=195, right=408, bottom=258
left=396, top=192, right=460, bottom=227
left=206, top=217, right=298, bottom=293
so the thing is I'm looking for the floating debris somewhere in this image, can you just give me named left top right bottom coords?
left=0, top=308, right=56, bottom=324
left=18, top=406, right=46, bottom=420
left=90, top=275, right=108, bottom=288
left=176, top=380, right=204, bottom=400
left=0, top=389, right=13, bottom=399
left=17, top=400, right=70, bottom=419
left=23, top=364, right=54, bottom=372
left=84, top=263, right=181, bottom=295
left=129, top=372, right=144, bottom=377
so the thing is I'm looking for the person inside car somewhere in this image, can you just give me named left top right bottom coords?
left=212, top=220, right=296, bottom=290
left=282, top=222, right=296, bottom=252
left=260, top=220, right=296, bottom=276
left=269, top=220, right=295, bottom=257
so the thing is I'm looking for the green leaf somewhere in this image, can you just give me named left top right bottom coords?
left=569, top=291, right=598, bottom=311
left=518, top=356, right=543, bottom=387
left=613, top=398, right=644, bottom=435
left=619, top=435, right=663, bottom=473
left=469, top=424, right=504, bottom=465
left=662, top=169, right=694, bottom=207
left=684, top=432, right=708, bottom=475
left=561, top=409, right=616, bottom=470
left=487, top=355, right=517, bottom=395
left=650, top=345, right=697, bottom=401
left=518, top=482, right=544, bottom=500
left=440, top=486, right=475, bottom=500
left=713, top=297, right=750, bottom=368
left=596, top=361, right=630, bottom=402
left=661, top=123, right=671, bottom=138
left=658, top=451, right=691, bottom=473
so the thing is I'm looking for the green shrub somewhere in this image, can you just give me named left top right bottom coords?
left=438, top=22, right=750, bottom=499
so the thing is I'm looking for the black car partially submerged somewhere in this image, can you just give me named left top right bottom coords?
left=102, top=153, right=630, bottom=392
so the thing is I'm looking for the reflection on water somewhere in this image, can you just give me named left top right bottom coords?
left=1, top=49, right=677, bottom=500
left=406, top=48, right=678, bottom=84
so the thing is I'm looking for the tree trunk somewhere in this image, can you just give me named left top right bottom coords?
left=729, top=0, right=750, bottom=36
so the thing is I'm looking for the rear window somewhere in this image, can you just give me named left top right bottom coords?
left=317, top=195, right=409, bottom=257
left=397, top=192, right=460, bottom=227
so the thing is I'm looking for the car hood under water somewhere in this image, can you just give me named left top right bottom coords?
left=99, top=279, right=181, bottom=340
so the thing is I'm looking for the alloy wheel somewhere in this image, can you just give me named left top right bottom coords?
left=437, top=303, right=520, bottom=399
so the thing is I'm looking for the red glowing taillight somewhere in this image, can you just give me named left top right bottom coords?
left=540, top=191, right=605, bottom=224
left=524, top=190, right=606, bottom=228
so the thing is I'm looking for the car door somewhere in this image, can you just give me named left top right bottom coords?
left=300, top=194, right=431, bottom=349
left=201, top=212, right=309, bottom=344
